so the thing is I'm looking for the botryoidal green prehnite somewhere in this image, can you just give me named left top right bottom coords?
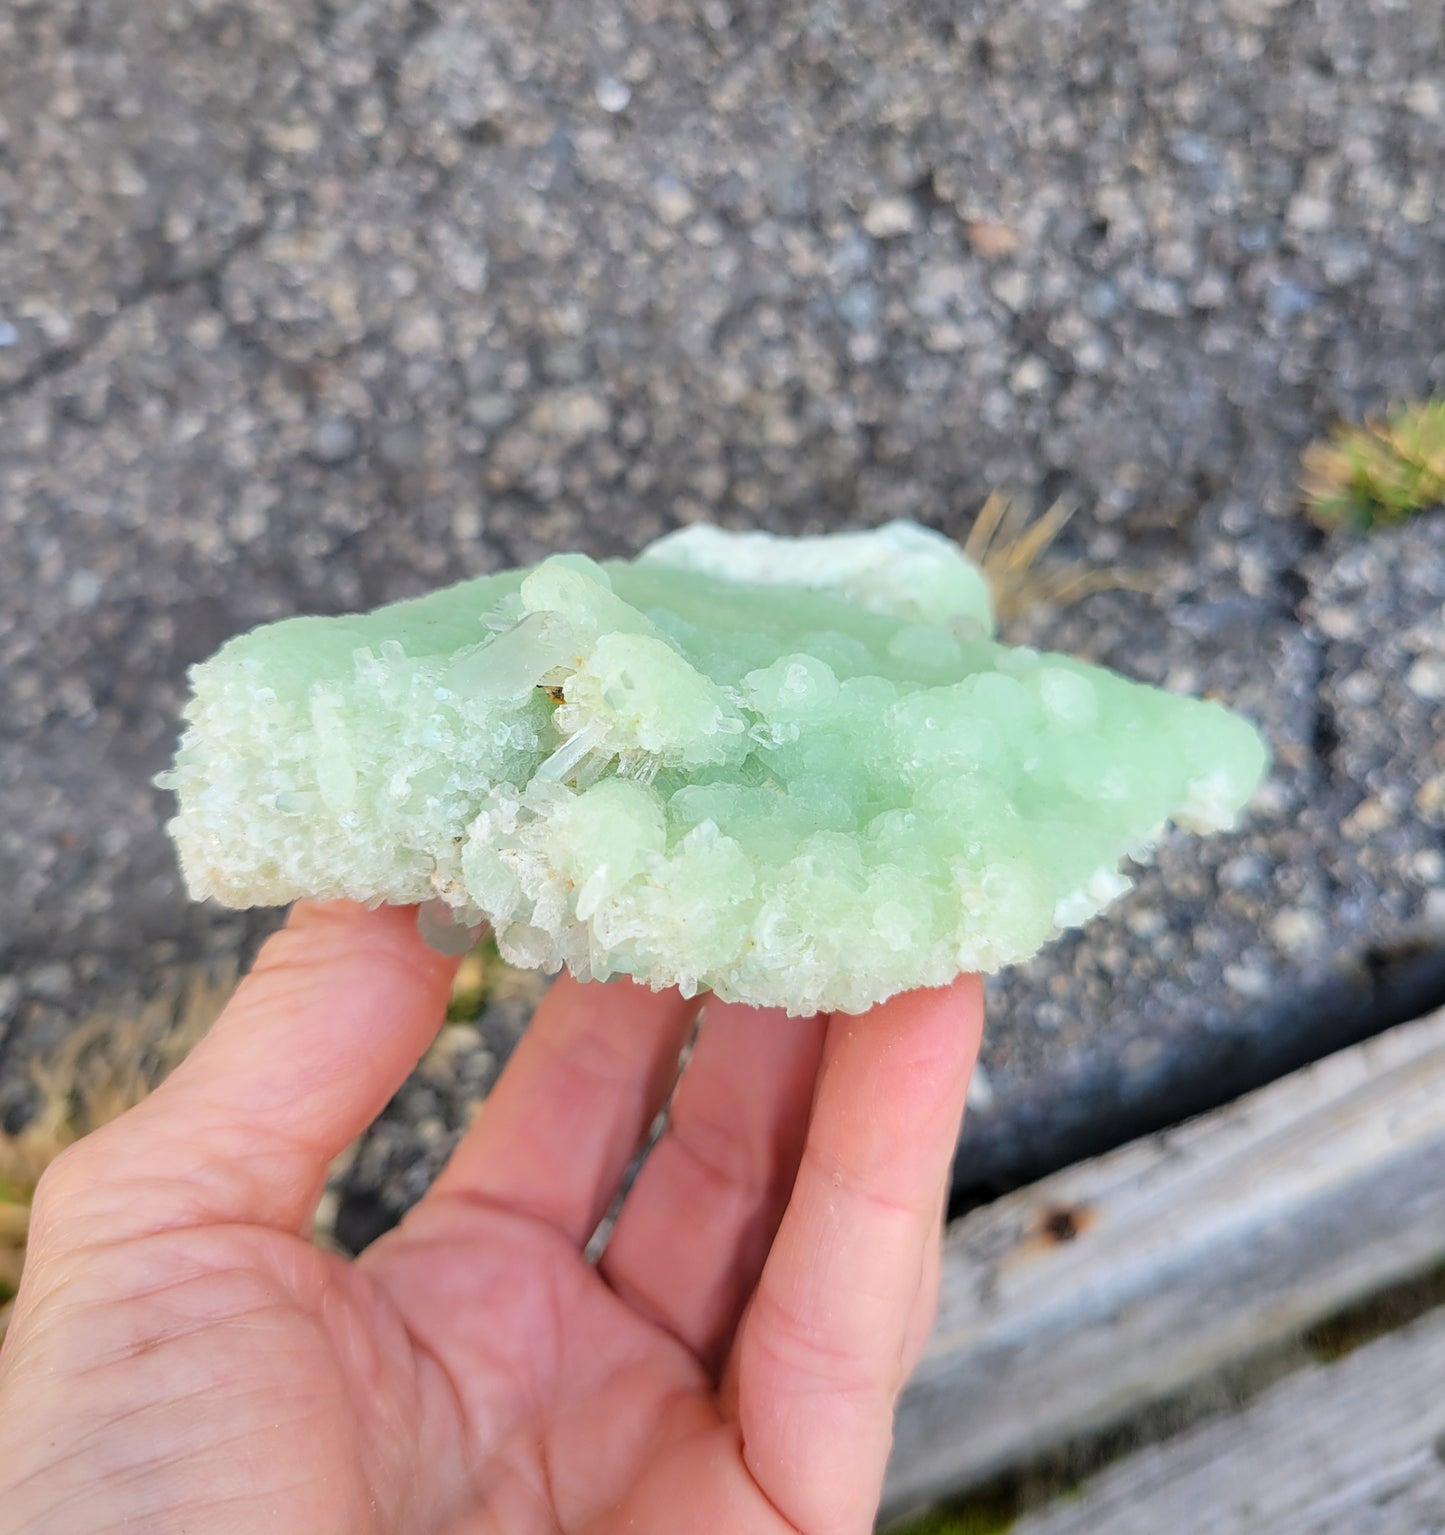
left=160, top=523, right=1268, bottom=1014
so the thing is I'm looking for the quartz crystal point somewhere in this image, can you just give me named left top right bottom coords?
left=161, top=522, right=1268, bottom=1014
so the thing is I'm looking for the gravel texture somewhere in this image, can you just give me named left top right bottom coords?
left=2, top=0, right=1444, bottom=1207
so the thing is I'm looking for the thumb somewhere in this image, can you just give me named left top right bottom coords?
left=40, top=901, right=459, bottom=1244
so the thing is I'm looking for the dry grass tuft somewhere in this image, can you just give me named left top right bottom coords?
left=1301, top=399, right=1445, bottom=531
left=0, top=965, right=236, bottom=1338
left=964, top=492, right=1148, bottom=621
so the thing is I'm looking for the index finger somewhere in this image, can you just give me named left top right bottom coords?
left=734, top=975, right=984, bottom=1535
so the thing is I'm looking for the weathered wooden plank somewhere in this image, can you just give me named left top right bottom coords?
left=1012, top=1306, right=1445, bottom=1535
left=883, top=1004, right=1445, bottom=1519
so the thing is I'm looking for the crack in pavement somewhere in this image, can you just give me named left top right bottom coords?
left=0, top=221, right=273, bottom=407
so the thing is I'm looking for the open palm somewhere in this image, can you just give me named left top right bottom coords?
left=0, top=903, right=982, bottom=1535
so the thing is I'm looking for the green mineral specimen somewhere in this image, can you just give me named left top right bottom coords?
left=160, top=523, right=1267, bottom=1014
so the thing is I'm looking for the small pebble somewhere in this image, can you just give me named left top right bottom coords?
left=66, top=569, right=103, bottom=606
left=650, top=175, right=696, bottom=226
left=862, top=197, right=918, bottom=239
left=991, top=270, right=1032, bottom=312
left=595, top=76, right=632, bottom=113
left=1010, top=355, right=1051, bottom=394
left=528, top=389, right=611, bottom=441
left=965, top=220, right=1021, bottom=259
left=1410, top=849, right=1445, bottom=884
left=966, top=1064, right=996, bottom=1112
left=378, top=423, right=426, bottom=470
left=1223, top=962, right=1273, bottom=999
left=27, top=962, right=73, bottom=1000
left=309, top=417, right=361, bottom=465
left=1270, top=908, right=1326, bottom=956
left=1406, top=657, right=1445, bottom=701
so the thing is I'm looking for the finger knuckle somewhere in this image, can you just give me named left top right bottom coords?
left=27, top=1137, right=105, bottom=1235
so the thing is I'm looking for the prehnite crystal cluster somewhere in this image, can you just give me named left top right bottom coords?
left=161, top=523, right=1268, bottom=1014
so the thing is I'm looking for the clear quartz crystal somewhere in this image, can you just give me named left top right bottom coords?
left=160, top=522, right=1269, bottom=1014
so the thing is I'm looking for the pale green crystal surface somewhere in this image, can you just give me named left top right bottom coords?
left=161, top=522, right=1268, bottom=1014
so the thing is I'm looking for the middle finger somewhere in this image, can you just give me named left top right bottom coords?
left=597, top=998, right=828, bottom=1371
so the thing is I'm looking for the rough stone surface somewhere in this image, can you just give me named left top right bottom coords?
left=2, top=0, right=1443, bottom=1198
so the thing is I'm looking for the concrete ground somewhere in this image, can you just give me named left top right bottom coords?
left=2, top=0, right=1443, bottom=1203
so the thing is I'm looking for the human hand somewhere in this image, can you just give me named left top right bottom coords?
left=0, top=901, right=983, bottom=1535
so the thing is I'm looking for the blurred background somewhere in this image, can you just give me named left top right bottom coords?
left=2, top=0, right=1443, bottom=1527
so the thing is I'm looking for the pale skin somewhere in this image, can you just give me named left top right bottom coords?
left=0, top=901, right=984, bottom=1535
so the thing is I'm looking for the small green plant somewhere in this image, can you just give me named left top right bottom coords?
left=887, top=1493, right=1018, bottom=1535
left=445, top=931, right=545, bottom=1022
left=1301, top=399, right=1445, bottom=531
